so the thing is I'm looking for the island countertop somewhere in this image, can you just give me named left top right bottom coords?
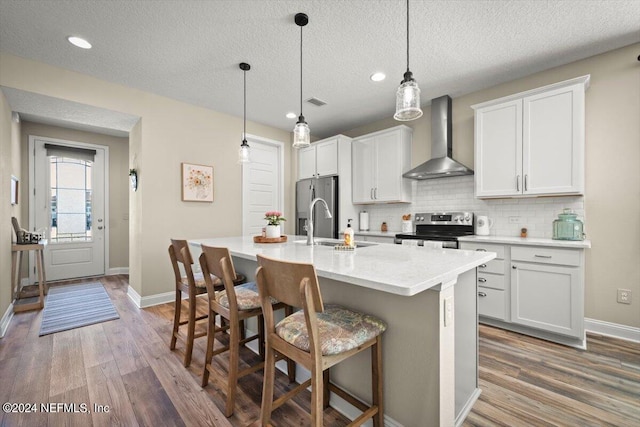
left=189, top=235, right=495, bottom=296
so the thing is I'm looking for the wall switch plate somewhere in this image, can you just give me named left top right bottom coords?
left=617, top=289, right=632, bottom=304
left=508, top=216, right=521, bottom=224
left=444, top=296, right=454, bottom=327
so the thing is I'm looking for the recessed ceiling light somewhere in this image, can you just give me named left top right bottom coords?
left=286, top=112, right=297, bottom=119
left=370, top=72, right=386, bottom=82
left=67, top=36, right=92, bottom=49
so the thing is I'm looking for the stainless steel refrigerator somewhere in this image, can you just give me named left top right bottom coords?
left=296, top=176, right=339, bottom=239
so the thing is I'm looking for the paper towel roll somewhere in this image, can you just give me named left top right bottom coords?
left=359, top=211, right=369, bottom=231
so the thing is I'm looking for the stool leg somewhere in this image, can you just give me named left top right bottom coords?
left=260, top=343, right=276, bottom=426
left=225, top=316, right=241, bottom=417
left=202, top=310, right=216, bottom=387
left=372, top=335, right=384, bottom=427
left=184, top=292, right=196, bottom=367
left=258, top=314, right=265, bottom=361
left=323, top=369, right=330, bottom=409
left=170, top=290, right=181, bottom=350
left=310, top=365, right=323, bottom=426
left=284, top=305, right=296, bottom=383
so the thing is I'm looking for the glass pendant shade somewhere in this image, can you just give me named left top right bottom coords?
left=292, top=118, right=310, bottom=148
left=394, top=77, right=423, bottom=121
left=238, top=140, right=250, bottom=163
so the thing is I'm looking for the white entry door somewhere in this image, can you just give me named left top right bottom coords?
left=31, top=136, right=107, bottom=281
left=242, top=135, right=284, bottom=236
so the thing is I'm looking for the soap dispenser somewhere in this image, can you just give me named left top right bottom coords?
left=344, top=219, right=355, bottom=247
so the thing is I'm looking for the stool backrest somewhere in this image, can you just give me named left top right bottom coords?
left=199, top=245, right=238, bottom=299
left=169, top=239, right=196, bottom=291
left=256, top=254, right=323, bottom=313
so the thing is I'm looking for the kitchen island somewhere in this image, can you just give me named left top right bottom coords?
left=189, top=236, right=495, bottom=427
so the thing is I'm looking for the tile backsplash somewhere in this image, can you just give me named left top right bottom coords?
left=357, top=176, right=585, bottom=239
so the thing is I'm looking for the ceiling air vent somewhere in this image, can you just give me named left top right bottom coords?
left=305, top=97, right=327, bottom=107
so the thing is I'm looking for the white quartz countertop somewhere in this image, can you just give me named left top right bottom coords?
left=458, top=235, right=591, bottom=249
left=190, top=235, right=495, bottom=297
left=353, top=230, right=399, bottom=238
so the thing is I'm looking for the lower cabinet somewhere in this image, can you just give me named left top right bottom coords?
left=461, top=240, right=586, bottom=346
left=357, top=234, right=395, bottom=244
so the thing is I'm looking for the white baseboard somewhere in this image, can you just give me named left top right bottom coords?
left=127, top=286, right=175, bottom=309
left=0, top=303, right=14, bottom=338
left=107, top=267, right=129, bottom=275
left=244, top=330, right=403, bottom=427
left=585, top=318, right=640, bottom=343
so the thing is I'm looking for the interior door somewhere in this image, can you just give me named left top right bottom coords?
left=242, top=135, right=284, bottom=236
left=32, top=137, right=106, bottom=281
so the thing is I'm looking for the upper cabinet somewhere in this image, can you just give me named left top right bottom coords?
left=472, top=75, right=589, bottom=198
left=297, top=137, right=338, bottom=180
left=352, top=125, right=412, bottom=204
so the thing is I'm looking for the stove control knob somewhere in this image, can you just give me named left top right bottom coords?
left=464, top=215, right=471, bottom=222
left=455, top=216, right=463, bottom=222
left=418, top=216, right=424, bottom=221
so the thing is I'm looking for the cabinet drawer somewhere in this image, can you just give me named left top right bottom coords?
left=477, top=273, right=505, bottom=290
left=460, top=242, right=505, bottom=259
left=477, top=259, right=504, bottom=275
left=478, top=287, right=506, bottom=320
left=511, top=246, right=580, bottom=267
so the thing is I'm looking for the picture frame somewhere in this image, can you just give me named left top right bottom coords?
left=10, top=175, right=18, bottom=205
left=181, top=162, right=213, bottom=202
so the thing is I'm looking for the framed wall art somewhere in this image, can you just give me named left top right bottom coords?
left=181, top=162, right=213, bottom=202
left=10, top=175, right=18, bottom=205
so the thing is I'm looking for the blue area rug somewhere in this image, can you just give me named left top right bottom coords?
left=39, top=282, right=119, bottom=336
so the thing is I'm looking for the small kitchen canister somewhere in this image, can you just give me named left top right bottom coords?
left=552, top=208, right=585, bottom=240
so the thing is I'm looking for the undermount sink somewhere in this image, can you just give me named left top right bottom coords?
left=294, top=239, right=377, bottom=248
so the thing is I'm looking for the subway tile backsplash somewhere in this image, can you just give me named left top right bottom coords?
left=357, top=176, right=585, bottom=239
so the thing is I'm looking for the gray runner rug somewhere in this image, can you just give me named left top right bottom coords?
left=39, top=282, right=119, bottom=336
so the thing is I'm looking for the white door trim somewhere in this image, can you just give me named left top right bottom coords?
left=28, top=135, right=110, bottom=282
left=242, top=134, right=285, bottom=236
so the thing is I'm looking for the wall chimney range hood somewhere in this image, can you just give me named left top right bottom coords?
left=403, top=95, right=474, bottom=180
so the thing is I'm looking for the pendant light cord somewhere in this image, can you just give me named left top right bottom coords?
left=300, top=24, right=303, bottom=117
left=243, top=67, right=247, bottom=139
left=406, top=0, right=410, bottom=72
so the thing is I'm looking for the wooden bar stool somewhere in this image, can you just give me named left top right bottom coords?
left=198, top=245, right=294, bottom=417
left=168, top=239, right=246, bottom=367
left=255, top=254, right=387, bottom=426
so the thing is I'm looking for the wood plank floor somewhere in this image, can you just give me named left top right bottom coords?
left=0, top=275, right=638, bottom=426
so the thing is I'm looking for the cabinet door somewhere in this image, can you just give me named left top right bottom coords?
left=374, top=132, right=404, bottom=202
left=511, top=262, right=582, bottom=338
left=315, top=139, right=338, bottom=177
left=475, top=100, right=523, bottom=197
left=298, top=145, right=317, bottom=180
left=352, top=137, right=376, bottom=203
left=523, top=85, right=584, bottom=195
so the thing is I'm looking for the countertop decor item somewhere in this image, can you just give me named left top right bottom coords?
left=476, top=215, right=493, bottom=235
left=553, top=208, right=585, bottom=240
left=359, top=210, right=369, bottom=231
left=381, top=222, right=388, bottom=232
left=394, top=0, right=422, bottom=121
left=520, top=228, right=527, bottom=238
left=292, top=13, right=311, bottom=148
left=238, top=62, right=251, bottom=163
left=253, top=235, right=287, bottom=243
left=182, top=163, right=213, bottom=202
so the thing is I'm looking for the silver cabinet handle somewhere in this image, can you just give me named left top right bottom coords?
left=97, top=226, right=103, bottom=230
left=516, top=175, right=520, bottom=191
left=478, top=278, right=487, bottom=283
left=370, top=188, right=374, bottom=200
left=534, top=255, right=552, bottom=258
left=476, top=248, right=487, bottom=252
left=524, top=174, right=528, bottom=191
left=374, top=188, right=378, bottom=199
left=479, top=264, right=487, bottom=268
left=478, top=292, right=487, bottom=297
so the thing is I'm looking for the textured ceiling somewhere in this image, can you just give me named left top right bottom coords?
left=1, top=0, right=639, bottom=138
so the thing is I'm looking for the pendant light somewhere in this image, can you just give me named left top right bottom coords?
left=394, top=0, right=423, bottom=121
left=238, top=62, right=251, bottom=163
left=292, top=12, right=311, bottom=148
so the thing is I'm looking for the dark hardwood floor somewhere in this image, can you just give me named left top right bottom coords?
left=0, top=275, right=638, bottom=426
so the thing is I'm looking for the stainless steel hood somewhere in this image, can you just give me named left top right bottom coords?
left=403, top=95, right=473, bottom=180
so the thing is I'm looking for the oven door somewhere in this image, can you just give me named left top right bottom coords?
left=394, top=237, right=458, bottom=249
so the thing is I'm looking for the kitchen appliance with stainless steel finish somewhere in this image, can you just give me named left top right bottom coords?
left=394, top=211, right=474, bottom=248
left=296, top=176, right=339, bottom=239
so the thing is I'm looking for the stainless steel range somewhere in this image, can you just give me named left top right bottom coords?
left=394, top=212, right=474, bottom=249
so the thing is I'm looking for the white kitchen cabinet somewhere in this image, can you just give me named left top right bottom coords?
left=359, top=235, right=395, bottom=244
left=460, top=242, right=509, bottom=321
left=510, top=246, right=583, bottom=339
left=472, top=75, right=589, bottom=198
left=297, top=137, right=338, bottom=180
left=352, top=125, right=412, bottom=204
